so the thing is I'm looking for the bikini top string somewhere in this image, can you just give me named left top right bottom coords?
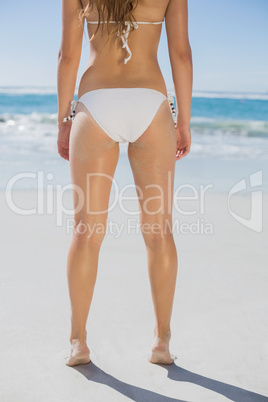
left=87, top=20, right=164, bottom=64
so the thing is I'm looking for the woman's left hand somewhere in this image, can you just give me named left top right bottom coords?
left=57, top=122, right=72, bottom=161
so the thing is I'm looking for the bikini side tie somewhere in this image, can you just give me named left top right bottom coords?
left=62, top=100, right=78, bottom=123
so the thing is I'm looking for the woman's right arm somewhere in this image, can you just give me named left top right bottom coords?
left=165, top=0, right=193, bottom=160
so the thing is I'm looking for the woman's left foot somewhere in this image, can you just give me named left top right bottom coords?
left=65, top=338, right=91, bottom=367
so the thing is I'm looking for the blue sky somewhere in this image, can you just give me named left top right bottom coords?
left=0, top=0, right=267, bottom=93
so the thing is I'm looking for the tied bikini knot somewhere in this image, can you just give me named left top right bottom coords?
left=117, top=21, right=139, bottom=64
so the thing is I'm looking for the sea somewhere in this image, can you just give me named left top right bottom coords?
left=1, top=87, right=268, bottom=193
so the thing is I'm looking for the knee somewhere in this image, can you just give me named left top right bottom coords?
left=142, top=228, right=175, bottom=250
left=73, top=218, right=106, bottom=248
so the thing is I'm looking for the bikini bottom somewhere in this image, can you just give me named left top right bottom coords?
left=70, top=88, right=176, bottom=143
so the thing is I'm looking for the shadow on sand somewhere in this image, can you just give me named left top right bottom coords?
left=71, top=360, right=267, bottom=402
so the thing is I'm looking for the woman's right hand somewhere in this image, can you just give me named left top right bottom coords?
left=57, top=121, right=72, bottom=161
left=175, top=124, right=191, bottom=161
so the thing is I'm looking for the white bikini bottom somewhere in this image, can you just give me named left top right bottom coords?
left=71, top=88, right=176, bottom=143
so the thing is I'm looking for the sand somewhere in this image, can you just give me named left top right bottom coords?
left=0, top=189, right=267, bottom=402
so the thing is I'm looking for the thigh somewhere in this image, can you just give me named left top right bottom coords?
left=127, top=100, right=177, bottom=236
left=69, top=102, right=120, bottom=231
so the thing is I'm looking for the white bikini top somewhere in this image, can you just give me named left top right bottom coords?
left=87, top=20, right=164, bottom=64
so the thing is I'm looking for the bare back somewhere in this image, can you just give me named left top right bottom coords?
left=79, top=0, right=170, bottom=98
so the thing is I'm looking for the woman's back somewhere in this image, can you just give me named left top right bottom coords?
left=58, top=1, right=192, bottom=367
left=79, top=0, right=170, bottom=96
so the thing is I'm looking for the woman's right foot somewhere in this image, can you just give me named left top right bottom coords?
left=148, top=332, right=178, bottom=365
left=65, top=332, right=91, bottom=367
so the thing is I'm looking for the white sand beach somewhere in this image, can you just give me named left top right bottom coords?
left=1, top=184, right=267, bottom=401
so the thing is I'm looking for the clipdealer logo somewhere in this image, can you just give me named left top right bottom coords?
left=227, top=170, right=263, bottom=232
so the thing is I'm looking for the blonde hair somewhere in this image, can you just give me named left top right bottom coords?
left=80, top=0, right=138, bottom=43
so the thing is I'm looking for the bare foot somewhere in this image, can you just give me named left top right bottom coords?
left=148, top=334, right=178, bottom=365
left=65, top=339, right=91, bottom=367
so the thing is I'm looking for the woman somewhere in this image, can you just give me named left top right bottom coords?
left=57, top=0, right=193, bottom=366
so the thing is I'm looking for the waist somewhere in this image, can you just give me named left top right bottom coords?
left=78, top=58, right=167, bottom=98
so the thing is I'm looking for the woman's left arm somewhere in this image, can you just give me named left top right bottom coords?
left=57, top=0, right=84, bottom=124
left=57, top=0, right=84, bottom=159
left=57, top=0, right=84, bottom=126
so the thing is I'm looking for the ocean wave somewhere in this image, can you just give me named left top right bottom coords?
left=1, top=112, right=267, bottom=160
left=191, top=117, right=268, bottom=138
left=0, top=87, right=59, bottom=95
left=192, top=91, right=268, bottom=100
left=1, top=113, right=267, bottom=140
left=0, top=113, right=58, bottom=138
